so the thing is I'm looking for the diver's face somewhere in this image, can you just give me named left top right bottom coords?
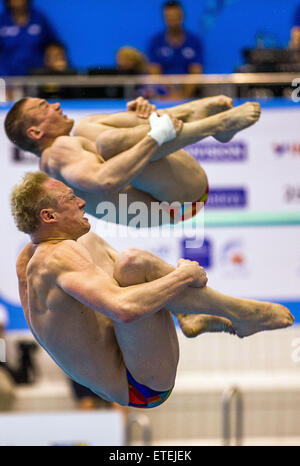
left=43, top=179, right=91, bottom=239
left=24, top=98, right=74, bottom=137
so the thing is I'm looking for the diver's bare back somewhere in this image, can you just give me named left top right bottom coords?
left=16, top=238, right=128, bottom=404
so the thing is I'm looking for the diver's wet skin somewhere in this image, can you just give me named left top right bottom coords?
left=10, top=173, right=294, bottom=408
left=177, top=300, right=293, bottom=339
left=227, top=301, right=294, bottom=339
left=4, top=96, right=260, bottom=226
left=164, top=95, right=234, bottom=122
left=176, top=314, right=236, bottom=338
left=5, top=95, right=294, bottom=410
left=214, top=102, right=261, bottom=143
left=202, top=95, right=234, bottom=120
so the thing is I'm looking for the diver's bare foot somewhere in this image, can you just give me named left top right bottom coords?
left=160, top=95, right=233, bottom=122
left=229, top=302, right=294, bottom=339
left=215, top=102, right=261, bottom=143
left=188, top=95, right=234, bottom=122
left=177, top=314, right=236, bottom=338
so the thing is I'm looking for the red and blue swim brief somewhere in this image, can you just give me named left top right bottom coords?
left=126, top=368, right=173, bottom=409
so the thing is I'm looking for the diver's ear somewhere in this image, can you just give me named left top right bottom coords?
left=26, top=126, right=44, bottom=141
left=39, top=208, right=57, bottom=224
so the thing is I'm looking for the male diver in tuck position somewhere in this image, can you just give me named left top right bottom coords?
left=5, top=96, right=261, bottom=224
left=12, top=172, right=294, bottom=408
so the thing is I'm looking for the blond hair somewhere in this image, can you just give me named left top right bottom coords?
left=11, top=172, right=58, bottom=234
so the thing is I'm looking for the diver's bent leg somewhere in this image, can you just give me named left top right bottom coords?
left=97, top=103, right=261, bottom=161
left=113, top=248, right=294, bottom=339
left=112, top=250, right=179, bottom=391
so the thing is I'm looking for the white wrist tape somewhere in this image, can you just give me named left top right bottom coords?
left=147, top=113, right=177, bottom=146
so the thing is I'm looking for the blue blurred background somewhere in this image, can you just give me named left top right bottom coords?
left=0, top=0, right=297, bottom=73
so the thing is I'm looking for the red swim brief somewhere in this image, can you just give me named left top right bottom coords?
left=161, top=182, right=209, bottom=223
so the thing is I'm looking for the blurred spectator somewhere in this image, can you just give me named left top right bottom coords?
left=0, top=0, right=58, bottom=76
left=88, top=46, right=152, bottom=100
left=30, top=41, right=76, bottom=77
left=31, top=41, right=79, bottom=99
left=116, top=46, right=155, bottom=99
left=32, top=41, right=76, bottom=75
left=290, top=4, right=300, bottom=49
left=148, top=1, right=203, bottom=74
left=116, top=46, right=149, bottom=75
left=148, top=1, right=203, bottom=99
left=0, top=306, right=16, bottom=411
